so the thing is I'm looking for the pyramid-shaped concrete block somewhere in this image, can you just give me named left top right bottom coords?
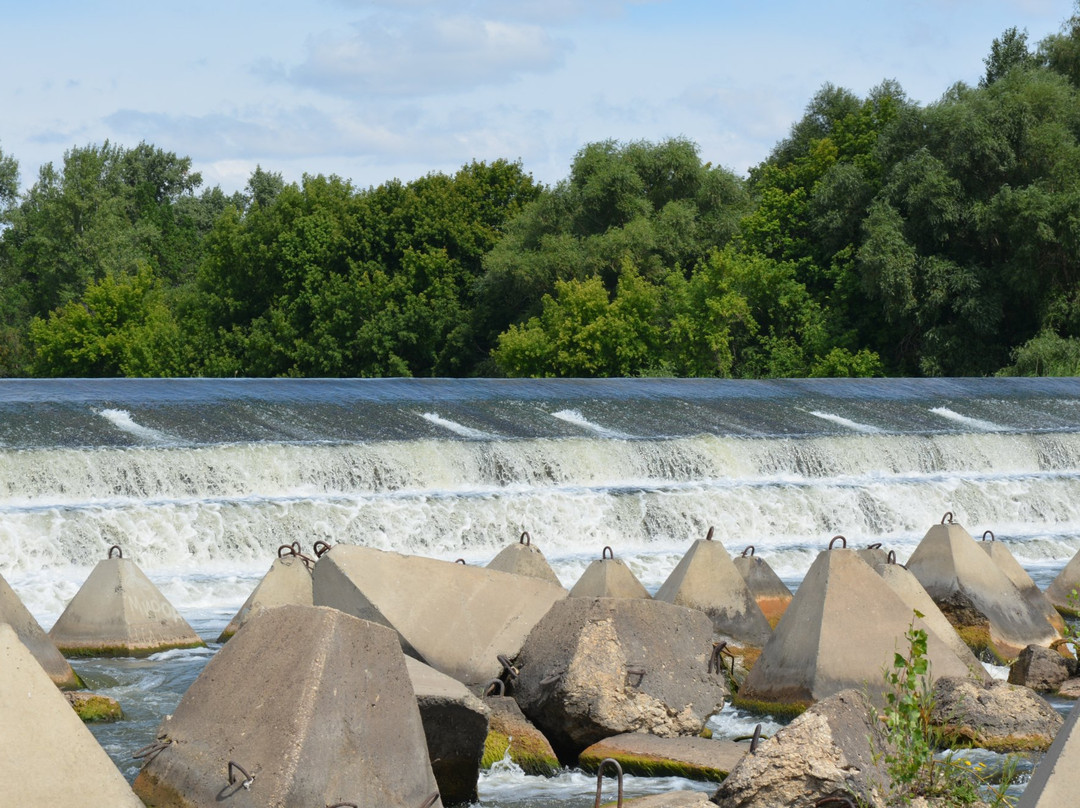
left=486, top=532, right=564, bottom=587
left=48, top=548, right=205, bottom=657
left=905, top=517, right=1060, bottom=660
left=731, top=547, right=792, bottom=627
left=133, top=605, right=443, bottom=808
left=313, top=544, right=567, bottom=685
left=218, top=552, right=313, bottom=642
left=568, top=547, right=651, bottom=599
left=861, top=555, right=989, bottom=680
left=1018, top=700, right=1080, bottom=807
left=0, top=571, right=82, bottom=688
left=1047, top=547, right=1080, bottom=616
left=979, top=532, right=1065, bottom=634
left=654, top=531, right=772, bottom=646
left=0, top=623, right=144, bottom=807
left=738, top=548, right=986, bottom=712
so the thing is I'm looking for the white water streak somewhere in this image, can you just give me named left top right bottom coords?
left=98, top=409, right=172, bottom=443
left=930, top=407, right=1006, bottom=432
left=419, top=411, right=494, bottom=439
left=809, top=410, right=881, bottom=433
left=551, top=409, right=631, bottom=438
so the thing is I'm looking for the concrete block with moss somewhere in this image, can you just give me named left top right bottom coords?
left=579, top=733, right=745, bottom=782
left=480, top=694, right=559, bottom=776
left=65, top=691, right=123, bottom=722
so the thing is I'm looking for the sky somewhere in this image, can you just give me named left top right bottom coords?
left=0, top=0, right=1074, bottom=196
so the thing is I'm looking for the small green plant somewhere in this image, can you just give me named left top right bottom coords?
left=875, top=611, right=1018, bottom=807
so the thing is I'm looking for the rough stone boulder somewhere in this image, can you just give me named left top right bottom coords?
left=931, top=676, right=1064, bottom=752
left=133, top=605, right=442, bottom=808
left=405, top=657, right=489, bottom=805
left=1008, top=644, right=1071, bottom=693
left=513, top=597, right=728, bottom=760
left=710, top=689, right=891, bottom=808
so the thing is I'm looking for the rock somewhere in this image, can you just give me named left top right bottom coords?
left=405, top=657, right=489, bottom=805
left=133, top=605, right=442, bottom=808
left=313, top=543, right=566, bottom=685
left=737, top=548, right=985, bottom=715
left=568, top=547, right=651, bottom=599
left=65, top=690, right=123, bottom=722
left=486, top=532, right=564, bottom=587
left=480, top=692, right=560, bottom=776
left=0, top=570, right=83, bottom=689
left=1008, top=644, right=1070, bottom=692
left=931, top=676, right=1064, bottom=752
left=1057, top=678, right=1080, bottom=699
left=1018, top=699, right=1080, bottom=807
left=49, top=550, right=205, bottom=657
left=904, top=518, right=1059, bottom=661
left=654, top=533, right=773, bottom=646
left=710, top=689, right=891, bottom=808
left=579, top=733, right=745, bottom=782
left=513, top=597, right=728, bottom=760
left=0, top=624, right=144, bottom=807
left=218, top=552, right=313, bottom=642
left=731, top=549, right=792, bottom=627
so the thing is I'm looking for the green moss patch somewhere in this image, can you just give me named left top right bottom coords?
left=730, top=693, right=809, bottom=720
left=59, top=639, right=207, bottom=658
left=481, top=730, right=560, bottom=777
left=65, top=692, right=123, bottom=722
left=579, top=749, right=727, bottom=782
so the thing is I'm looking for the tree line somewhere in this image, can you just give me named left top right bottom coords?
left=5, top=13, right=1080, bottom=379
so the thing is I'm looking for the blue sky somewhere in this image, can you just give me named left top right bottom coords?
left=0, top=0, right=1072, bottom=195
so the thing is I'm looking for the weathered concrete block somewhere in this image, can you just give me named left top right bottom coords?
left=905, top=519, right=1059, bottom=661
left=486, top=532, right=563, bottom=587
left=0, top=624, right=144, bottom=807
left=480, top=691, right=560, bottom=776
left=932, top=676, right=1063, bottom=752
left=218, top=553, right=313, bottom=642
left=405, top=656, right=489, bottom=805
left=1019, top=699, right=1080, bottom=807
left=1008, top=644, right=1071, bottom=692
left=712, top=689, right=891, bottom=808
left=49, top=552, right=205, bottom=657
left=579, top=733, right=745, bottom=782
left=313, top=544, right=566, bottom=684
left=513, top=597, right=728, bottom=760
left=655, top=535, right=772, bottom=646
left=133, top=604, right=442, bottom=808
left=1046, top=548, right=1080, bottom=617
left=980, top=536, right=1065, bottom=633
left=568, top=547, right=651, bottom=599
left=731, top=550, right=792, bottom=627
left=0, top=570, right=83, bottom=688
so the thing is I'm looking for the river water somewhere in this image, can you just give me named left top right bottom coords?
left=3, top=377, right=1080, bottom=803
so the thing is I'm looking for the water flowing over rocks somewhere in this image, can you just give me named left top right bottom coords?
left=132, top=605, right=443, bottom=808
left=512, top=597, right=728, bottom=760
left=479, top=689, right=560, bottom=776
left=931, top=676, right=1064, bottom=752
left=710, top=689, right=891, bottom=808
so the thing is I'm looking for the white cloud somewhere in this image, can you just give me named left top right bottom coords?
left=283, top=13, right=571, bottom=98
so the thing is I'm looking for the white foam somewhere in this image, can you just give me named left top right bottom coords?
left=551, top=409, right=631, bottom=438
left=809, top=410, right=881, bottom=433
left=930, top=407, right=1006, bottom=432
left=418, top=412, right=494, bottom=439
left=98, top=409, right=173, bottom=443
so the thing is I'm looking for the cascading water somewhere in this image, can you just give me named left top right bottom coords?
left=2, top=376, right=1078, bottom=800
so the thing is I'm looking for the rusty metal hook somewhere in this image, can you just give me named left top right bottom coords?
left=313, top=540, right=333, bottom=558
left=887, top=550, right=897, bottom=565
left=419, top=794, right=440, bottom=808
left=483, top=678, right=505, bottom=697
left=278, top=543, right=298, bottom=558
left=741, top=545, right=755, bottom=557
left=982, top=530, right=995, bottom=542
left=108, top=544, right=123, bottom=559
left=593, top=758, right=624, bottom=808
left=602, top=546, right=614, bottom=560
left=750, top=723, right=762, bottom=753
left=227, top=760, right=255, bottom=790
left=520, top=531, right=531, bottom=546
left=497, top=654, right=519, bottom=680
left=829, top=535, right=846, bottom=550
left=866, top=542, right=882, bottom=550
left=705, top=526, right=715, bottom=541
left=455, top=558, right=467, bottom=565
left=814, top=797, right=857, bottom=807
left=708, top=641, right=735, bottom=676
left=941, top=511, right=954, bottom=525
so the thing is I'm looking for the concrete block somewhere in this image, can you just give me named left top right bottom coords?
left=218, top=553, right=313, bottom=642
left=485, top=532, right=563, bottom=587
left=0, top=570, right=83, bottom=688
left=568, top=547, right=651, bottom=599
left=731, top=548, right=792, bottom=627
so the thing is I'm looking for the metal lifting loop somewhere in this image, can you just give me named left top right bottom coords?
left=132, top=738, right=172, bottom=760
left=455, top=558, right=467, bottom=565
left=520, top=531, right=531, bottom=546
left=108, top=544, right=123, bottom=559
left=705, top=526, right=715, bottom=541
left=866, top=542, right=882, bottom=550
left=278, top=543, right=298, bottom=558
left=313, top=540, right=332, bottom=558
left=941, top=511, right=954, bottom=525
left=828, top=535, right=847, bottom=550
left=750, top=723, right=762, bottom=754
left=602, top=546, right=614, bottom=560
left=887, top=550, right=897, bottom=565
left=741, top=545, right=755, bottom=557
left=593, top=758, right=624, bottom=808
left=327, top=803, right=359, bottom=808
left=708, top=641, right=735, bottom=676
left=814, top=797, right=857, bottom=808
left=497, top=654, right=519, bottom=680
left=982, top=530, right=995, bottom=542
left=483, top=678, right=505, bottom=697
left=227, top=760, right=255, bottom=790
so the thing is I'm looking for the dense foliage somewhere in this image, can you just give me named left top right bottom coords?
left=7, top=9, right=1080, bottom=378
